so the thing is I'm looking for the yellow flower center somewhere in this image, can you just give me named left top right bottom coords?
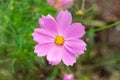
left=76, top=10, right=84, bottom=16
left=55, top=0, right=61, bottom=4
left=54, top=35, right=64, bottom=45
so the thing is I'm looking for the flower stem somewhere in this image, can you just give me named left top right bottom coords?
left=65, top=66, right=71, bottom=73
left=93, top=21, right=120, bottom=32
left=49, top=67, right=59, bottom=80
left=81, top=0, right=85, bottom=10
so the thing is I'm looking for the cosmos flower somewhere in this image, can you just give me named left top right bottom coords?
left=63, top=74, right=74, bottom=80
left=32, top=10, right=86, bottom=66
left=47, top=0, right=74, bottom=10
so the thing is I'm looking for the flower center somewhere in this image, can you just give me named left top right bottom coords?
left=55, top=0, right=61, bottom=4
left=54, top=35, right=64, bottom=45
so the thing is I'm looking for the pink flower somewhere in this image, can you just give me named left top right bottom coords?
left=63, top=74, right=74, bottom=80
left=32, top=10, right=86, bottom=66
left=47, top=0, right=74, bottom=10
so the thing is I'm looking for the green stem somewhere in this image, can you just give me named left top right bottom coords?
left=81, top=0, right=85, bottom=10
left=66, top=66, right=71, bottom=73
left=48, top=67, right=59, bottom=80
left=93, top=21, right=120, bottom=32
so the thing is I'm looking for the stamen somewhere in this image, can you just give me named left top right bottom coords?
left=54, top=35, right=64, bottom=45
left=55, top=0, right=61, bottom=4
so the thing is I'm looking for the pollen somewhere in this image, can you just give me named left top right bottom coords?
left=55, top=0, right=61, bottom=4
left=76, top=10, right=84, bottom=16
left=55, top=35, right=64, bottom=45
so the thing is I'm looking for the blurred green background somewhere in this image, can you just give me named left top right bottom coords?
left=0, top=0, right=120, bottom=80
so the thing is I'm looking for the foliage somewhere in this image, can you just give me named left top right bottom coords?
left=0, top=0, right=120, bottom=80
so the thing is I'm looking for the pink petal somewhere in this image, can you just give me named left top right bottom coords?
left=65, top=23, right=85, bottom=39
left=34, top=43, right=53, bottom=57
left=63, top=74, right=74, bottom=80
left=47, top=45, right=63, bottom=65
left=56, top=10, right=72, bottom=34
left=61, top=0, right=74, bottom=9
left=61, top=0, right=73, bottom=4
left=65, top=39, right=86, bottom=55
left=32, top=28, right=54, bottom=44
left=39, top=15, right=58, bottom=36
left=49, top=61, right=61, bottom=66
left=62, top=48, right=76, bottom=66
left=47, top=0, right=55, bottom=5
